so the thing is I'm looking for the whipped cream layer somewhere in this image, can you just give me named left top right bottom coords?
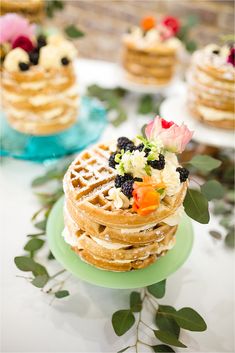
left=197, top=105, right=235, bottom=121
left=123, top=27, right=182, bottom=51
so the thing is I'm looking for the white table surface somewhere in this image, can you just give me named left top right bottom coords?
left=1, top=59, right=234, bottom=353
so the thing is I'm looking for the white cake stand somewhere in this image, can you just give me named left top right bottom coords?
left=118, top=66, right=186, bottom=96
left=160, top=96, right=235, bottom=149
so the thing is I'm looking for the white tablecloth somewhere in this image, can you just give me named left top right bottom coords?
left=1, top=59, right=234, bottom=353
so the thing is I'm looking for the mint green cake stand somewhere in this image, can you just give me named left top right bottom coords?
left=47, top=197, right=194, bottom=289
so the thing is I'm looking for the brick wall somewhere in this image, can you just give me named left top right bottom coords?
left=49, top=0, right=234, bottom=61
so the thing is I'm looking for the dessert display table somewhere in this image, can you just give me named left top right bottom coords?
left=1, top=59, right=234, bottom=353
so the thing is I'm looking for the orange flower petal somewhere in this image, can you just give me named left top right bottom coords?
left=141, top=16, right=156, bottom=31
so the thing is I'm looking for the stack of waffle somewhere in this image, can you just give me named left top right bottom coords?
left=187, top=45, right=235, bottom=130
left=1, top=0, right=45, bottom=23
left=122, top=41, right=178, bottom=85
left=63, top=142, right=187, bottom=272
left=2, top=65, right=79, bottom=135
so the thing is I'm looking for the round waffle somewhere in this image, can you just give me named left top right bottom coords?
left=63, top=142, right=187, bottom=228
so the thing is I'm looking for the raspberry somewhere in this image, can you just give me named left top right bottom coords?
left=121, top=180, right=134, bottom=198
left=61, top=57, right=70, bottom=66
left=18, top=62, right=29, bottom=71
left=115, top=174, right=133, bottom=188
left=148, top=154, right=165, bottom=170
left=109, top=152, right=118, bottom=169
left=117, top=137, right=132, bottom=150
left=176, top=167, right=189, bottom=182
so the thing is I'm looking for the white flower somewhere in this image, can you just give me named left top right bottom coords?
left=116, top=150, right=147, bottom=177
left=162, top=164, right=181, bottom=196
left=107, top=188, right=130, bottom=209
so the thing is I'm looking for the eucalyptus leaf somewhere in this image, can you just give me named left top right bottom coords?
left=188, top=155, right=221, bottom=172
left=152, top=345, right=175, bottom=353
left=48, top=251, right=55, bottom=260
left=147, top=280, right=166, bottom=298
left=32, top=263, right=48, bottom=277
left=112, top=310, right=135, bottom=336
left=65, top=25, right=85, bottom=38
left=130, top=291, right=142, bottom=312
left=111, top=110, right=127, bottom=127
left=219, top=216, right=233, bottom=230
left=34, top=219, right=47, bottom=231
left=55, top=290, right=70, bottom=298
left=24, top=238, right=45, bottom=252
left=201, top=180, right=225, bottom=201
left=156, top=305, right=180, bottom=338
left=14, top=256, right=37, bottom=272
left=138, top=95, right=154, bottom=114
left=154, top=330, right=187, bottom=348
left=175, top=307, right=207, bottom=332
left=183, top=189, right=210, bottom=224
left=117, top=347, right=130, bottom=353
left=31, top=274, right=49, bottom=288
left=27, top=232, right=45, bottom=238
left=209, top=230, right=222, bottom=240
left=185, top=40, right=197, bottom=53
left=225, top=230, right=235, bottom=248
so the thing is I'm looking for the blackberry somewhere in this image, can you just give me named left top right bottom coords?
left=148, top=154, right=165, bottom=170
left=115, top=174, right=133, bottom=188
left=125, top=142, right=136, bottom=152
left=176, top=167, right=189, bottom=183
left=18, top=62, right=29, bottom=71
left=29, top=51, right=39, bottom=65
left=117, top=137, right=132, bottom=150
left=61, top=57, right=70, bottom=66
left=144, top=147, right=151, bottom=157
left=109, top=152, right=118, bottom=169
left=136, top=143, right=144, bottom=151
left=134, top=177, right=143, bottom=182
left=121, top=180, right=134, bottom=199
left=212, top=49, right=220, bottom=55
left=37, top=35, right=47, bottom=49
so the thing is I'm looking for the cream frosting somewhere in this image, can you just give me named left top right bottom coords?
left=123, top=26, right=182, bottom=50
left=4, top=48, right=29, bottom=72
left=107, top=188, right=130, bottom=209
left=197, top=105, right=235, bottom=121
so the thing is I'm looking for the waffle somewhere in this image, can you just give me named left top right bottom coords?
left=122, top=36, right=180, bottom=86
left=1, top=65, right=79, bottom=135
left=63, top=143, right=187, bottom=228
left=187, top=47, right=235, bottom=130
left=1, top=0, right=45, bottom=22
left=63, top=141, right=187, bottom=271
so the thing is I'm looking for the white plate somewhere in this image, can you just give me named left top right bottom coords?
left=160, top=96, right=235, bottom=149
left=118, top=66, right=186, bottom=95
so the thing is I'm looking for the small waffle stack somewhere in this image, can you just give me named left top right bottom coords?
left=187, top=45, right=235, bottom=130
left=122, top=41, right=179, bottom=85
left=63, top=142, right=187, bottom=272
left=1, top=0, right=45, bottom=23
left=2, top=65, right=78, bottom=135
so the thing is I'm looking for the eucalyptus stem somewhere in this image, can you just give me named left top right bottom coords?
left=50, top=269, right=66, bottom=280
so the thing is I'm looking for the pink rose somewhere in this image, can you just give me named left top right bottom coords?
left=0, top=14, right=35, bottom=45
left=145, top=116, right=193, bottom=153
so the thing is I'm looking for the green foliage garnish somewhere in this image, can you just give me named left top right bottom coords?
left=87, top=85, right=127, bottom=127
left=188, top=155, right=221, bottom=172
left=176, top=15, right=199, bottom=53
left=45, top=0, right=64, bottom=18
left=147, top=280, right=166, bottom=298
left=183, top=188, right=210, bottom=224
left=201, top=180, right=225, bottom=201
left=64, top=25, right=85, bottom=39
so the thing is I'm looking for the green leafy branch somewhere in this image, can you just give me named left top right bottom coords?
left=137, top=94, right=165, bottom=116
left=86, top=85, right=128, bottom=127
left=112, top=280, right=207, bottom=353
left=14, top=162, right=72, bottom=299
left=176, top=15, right=199, bottom=53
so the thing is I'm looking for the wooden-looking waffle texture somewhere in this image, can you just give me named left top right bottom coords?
left=122, top=42, right=177, bottom=85
left=1, top=65, right=79, bottom=135
left=63, top=142, right=187, bottom=272
left=0, top=0, right=45, bottom=23
left=187, top=58, right=235, bottom=130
